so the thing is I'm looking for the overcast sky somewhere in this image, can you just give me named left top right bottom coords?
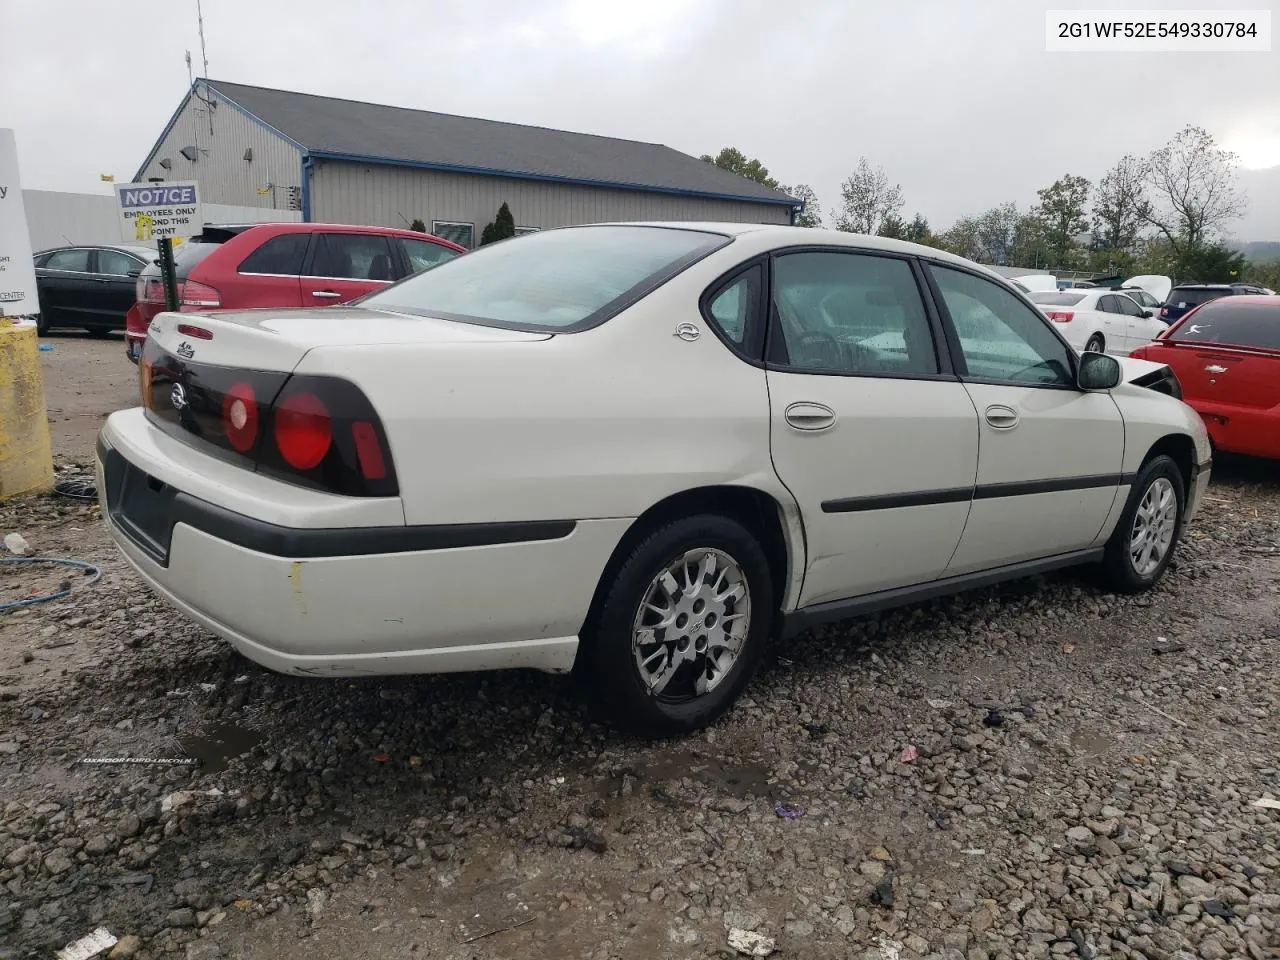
left=4, top=0, right=1278, bottom=238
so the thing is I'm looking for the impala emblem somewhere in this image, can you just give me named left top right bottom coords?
left=674, top=322, right=700, bottom=342
left=176, top=341, right=195, bottom=359
left=1204, top=364, right=1227, bottom=374
left=170, top=383, right=188, bottom=410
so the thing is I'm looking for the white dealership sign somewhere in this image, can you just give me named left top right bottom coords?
left=0, top=129, right=39, bottom=316
left=114, top=180, right=203, bottom=242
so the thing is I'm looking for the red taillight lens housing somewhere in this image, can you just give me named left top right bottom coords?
left=178, top=280, right=221, bottom=309
left=222, top=382, right=259, bottom=453
left=1129, top=345, right=1150, bottom=360
left=274, top=391, right=333, bottom=470
left=1046, top=311, right=1074, bottom=323
left=351, top=421, right=387, bottom=481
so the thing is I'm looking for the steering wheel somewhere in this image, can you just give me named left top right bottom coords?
left=792, top=329, right=841, bottom=367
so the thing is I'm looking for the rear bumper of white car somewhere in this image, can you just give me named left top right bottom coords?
left=96, top=410, right=628, bottom=677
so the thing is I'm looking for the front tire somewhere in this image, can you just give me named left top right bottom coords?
left=1099, top=455, right=1184, bottom=593
left=580, top=514, right=774, bottom=737
left=35, top=314, right=50, bottom=336
left=1085, top=333, right=1105, bottom=353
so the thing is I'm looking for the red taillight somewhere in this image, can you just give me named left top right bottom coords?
left=138, top=278, right=166, bottom=304
left=177, top=323, right=214, bottom=340
left=1046, top=311, right=1074, bottom=323
left=178, top=280, right=221, bottom=309
left=222, top=382, right=259, bottom=453
left=274, top=392, right=332, bottom=470
left=351, top=421, right=387, bottom=480
left=1130, top=346, right=1149, bottom=360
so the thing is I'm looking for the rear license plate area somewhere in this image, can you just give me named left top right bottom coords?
left=103, top=448, right=176, bottom=565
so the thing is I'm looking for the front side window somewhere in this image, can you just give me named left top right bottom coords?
left=400, top=237, right=459, bottom=275
left=769, top=251, right=938, bottom=375
left=362, top=226, right=728, bottom=332
left=44, top=249, right=91, bottom=272
left=929, top=264, right=1074, bottom=386
left=239, top=234, right=310, bottom=276
left=1114, top=295, right=1144, bottom=317
left=310, top=234, right=395, bottom=281
left=97, top=250, right=144, bottom=276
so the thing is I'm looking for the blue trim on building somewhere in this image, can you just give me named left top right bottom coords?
left=307, top=150, right=797, bottom=208
left=133, top=82, right=198, bottom=181
left=207, top=83, right=307, bottom=153
left=301, top=155, right=313, bottom=222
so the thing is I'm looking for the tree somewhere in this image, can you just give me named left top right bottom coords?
left=877, top=214, right=906, bottom=239
left=699, top=147, right=779, bottom=190
left=974, top=203, right=1022, bottom=264
left=781, top=183, right=822, bottom=227
left=833, top=158, right=904, bottom=235
left=1092, top=155, right=1151, bottom=256
left=1142, top=125, right=1246, bottom=261
left=902, top=214, right=933, bottom=245
left=1176, top=242, right=1246, bottom=284
left=1031, top=174, right=1091, bottom=267
left=409, top=218, right=427, bottom=233
left=480, top=202, right=516, bottom=246
left=938, top=216, right=982, bottom=260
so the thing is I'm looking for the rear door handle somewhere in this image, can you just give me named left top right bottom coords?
left=784, top=401, right=836, bottom=431
left=984, top=404, right=1019, bottom=430
left=311, top=290, right=342, bottom=299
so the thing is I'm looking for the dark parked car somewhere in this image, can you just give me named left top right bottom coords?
left=126, top=222, right=465, bottom=361
left=1160, top=283, right=1268, bottom=324
left=33, top=244, right=156, bottom=335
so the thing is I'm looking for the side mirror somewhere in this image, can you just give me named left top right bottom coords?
left=1141, top=308, right=1153, bottom=318
left=1078, top=351, right=1121, bottom=390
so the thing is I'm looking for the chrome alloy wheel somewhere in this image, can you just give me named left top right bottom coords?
left=1130, top=476, right=1177, bottom=576
left=631, top=548, right=751, bottom=701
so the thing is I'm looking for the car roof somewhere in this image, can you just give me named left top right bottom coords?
left=204, top=221, right=453, bottom=239
left=1192, top=294, right=1280, bottom=308
left=36, top=243, right=155, bottom=256
left=1171, top=283, right=1233, bottom=290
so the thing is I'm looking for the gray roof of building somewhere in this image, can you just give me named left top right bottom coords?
left=202, top=80, right=795, bottom=206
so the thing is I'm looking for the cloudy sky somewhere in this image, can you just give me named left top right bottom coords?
left=5, top=0, right=1278, bottom=238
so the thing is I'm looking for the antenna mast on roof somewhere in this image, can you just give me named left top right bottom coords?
left=196, top=0, right=209, bottom=77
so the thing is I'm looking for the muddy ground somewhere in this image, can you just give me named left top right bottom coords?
left=0, top=334, right=1276, bottom=960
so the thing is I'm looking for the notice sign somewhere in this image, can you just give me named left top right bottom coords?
left=114, top=181, right=202, bottom=242
left=0, top=128, right=39, bottom=316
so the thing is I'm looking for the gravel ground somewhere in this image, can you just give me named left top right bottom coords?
left=0, top=339, right=1277, bottom=959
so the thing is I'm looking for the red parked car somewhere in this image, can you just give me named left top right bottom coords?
left=126, top=222, right=465, bottom=361
left=1130, top=295, right=1280, bottom=460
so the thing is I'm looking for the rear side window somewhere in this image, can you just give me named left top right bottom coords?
left=44, top=249, right=91, bottom=272
left=1169, top=287, right=1228, bottom=308
left=361, top=226, right=729, bottom=332
left=239, top=234, right=309, bottom=276
left=1171, top=302, right=1280, bottom=349
left=400, top=237, right=459, bottom=275
left=1029, top=292, right=1085, bottom=306
left=310, top=234, right=395, bottom=281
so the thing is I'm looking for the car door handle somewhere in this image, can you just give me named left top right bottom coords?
left=984, top=404, right=1019, bottom=430
left=784, top=401, right=836, bottom=431
left=311, top=290, right=342, bottom=299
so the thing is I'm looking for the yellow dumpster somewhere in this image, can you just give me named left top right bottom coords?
left=0, top=319, right=54, bottom=500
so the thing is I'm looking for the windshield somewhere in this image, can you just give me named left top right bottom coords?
left=1172, top=301, right=1280, bottom=349
left=362, top=225, right=730, bottom=331
left=1029, top=292, right=1086, bottom=306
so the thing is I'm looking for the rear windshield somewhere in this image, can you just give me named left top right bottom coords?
left=1171, top=301, right=1280, bottom=349
left=360, top=226, right=730, bottom=331
left=139, top=237, right=224, bottom=279
left=1029, top=292, right=1086, bottom=306
left=1168, top=287, right=1228, bottom=307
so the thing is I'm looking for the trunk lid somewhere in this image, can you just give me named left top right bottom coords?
left=146, top=306, right=551, bottom=373
left=1154, top=342, right=1280, bottom=409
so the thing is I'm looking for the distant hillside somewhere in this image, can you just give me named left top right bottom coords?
left=1235, top=240, right=1280, bottom=264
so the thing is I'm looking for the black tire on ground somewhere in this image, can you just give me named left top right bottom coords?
left=35, top=314, right=49, bottom=336
left=1085, top=334, right=1105, bottom=353
left=579, top=513, right=774, bottom=737
left=1098, top=454, right=1185, bottom=593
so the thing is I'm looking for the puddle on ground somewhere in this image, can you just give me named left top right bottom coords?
left=1068, top=727, right=1115, bottom=757
left=602, top=750, right=774, bottom=799
left=179, top=722, right=264, bottom=774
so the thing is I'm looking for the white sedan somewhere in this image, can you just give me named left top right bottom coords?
left=1028, top=289, right=1167, bottom=355
left=97, top=224, right=1211, bottom=736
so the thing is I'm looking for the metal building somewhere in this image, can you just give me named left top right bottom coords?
left=134, top=80, right=799, bottom=247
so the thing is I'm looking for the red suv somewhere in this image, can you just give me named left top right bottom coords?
left=126, top=222, right=465, bottom=361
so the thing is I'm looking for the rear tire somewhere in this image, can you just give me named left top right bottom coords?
left=35, top=314, right=49, bottom=336
left=579, top=514, right=773, bottom=737
left=1085, top=333, right=1105, bottom=353
left=1099, top=455, right=1184, bottom=593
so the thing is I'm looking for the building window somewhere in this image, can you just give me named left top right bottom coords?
left=432, top=221, right=475, bottom=250
left=514, top=226, right=539, bottom=236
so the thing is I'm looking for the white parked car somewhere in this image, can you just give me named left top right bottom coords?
left=1118, top=286, right=1165, bottom=315
left=1027, top=288, right=1167, bottom=355
left=97, top=224, right=1212, bottom=736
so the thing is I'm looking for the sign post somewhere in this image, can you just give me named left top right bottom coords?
left=113, top=181, right=202, bottom=312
